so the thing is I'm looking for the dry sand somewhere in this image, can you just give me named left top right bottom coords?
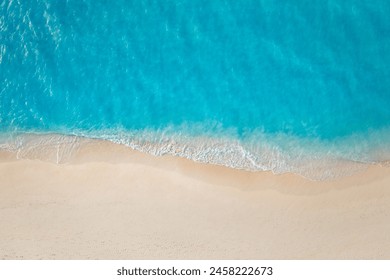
left=0, top=139, right=389, bottom=259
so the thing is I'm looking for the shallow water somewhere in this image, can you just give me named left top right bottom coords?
left=1, top=0, right=390, bottom=179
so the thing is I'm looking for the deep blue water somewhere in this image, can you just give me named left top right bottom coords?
left=1, top=0, right=390, bottom=178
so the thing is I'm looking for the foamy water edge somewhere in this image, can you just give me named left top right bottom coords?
left=2, top=130, right=389, bottom=181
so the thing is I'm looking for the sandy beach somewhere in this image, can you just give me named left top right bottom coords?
left=0, top=138, right=389, bottom=259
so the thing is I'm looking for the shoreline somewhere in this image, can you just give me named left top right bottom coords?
left=0, top=132, right=383, bottom=181
left=1, top=137, right=390, bottom=259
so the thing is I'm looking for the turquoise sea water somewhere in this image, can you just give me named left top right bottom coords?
left=1, top=0, right=390, bottom=179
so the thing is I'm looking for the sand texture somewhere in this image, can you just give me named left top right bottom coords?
left=0, top=139, right=389, bottom=259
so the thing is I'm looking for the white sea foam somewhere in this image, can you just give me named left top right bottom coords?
left=1, top=127, right=389, bottom=181
left=94, top=129, right=371, bottom=181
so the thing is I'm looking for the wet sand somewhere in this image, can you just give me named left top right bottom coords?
left=0, top=138, right=389, bottom=259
